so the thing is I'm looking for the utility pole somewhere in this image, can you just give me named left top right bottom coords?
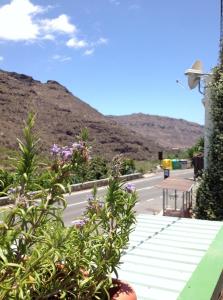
left=184, top=0, right=223, bottom=169
left=220, top=0, right=223, bottom=66
left=203, top=0, right=223, bottom=168
left=221, top=0, right=223, bottom=47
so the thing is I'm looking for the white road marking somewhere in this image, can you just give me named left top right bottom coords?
left=131, top=176, right=162, bottom=184
left=67, top=183, right=155, bottom=197
left=137, top=186, right=154, bottom=192
left=146, top=198, right=154, bottom=202
left=67, top=200, right=88, bottom=207
left=66, top=186, right=154, bottom=207
left=65, top=186, right=107, bottom=197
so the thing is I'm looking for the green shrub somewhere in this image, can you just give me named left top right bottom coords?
left=196, top=66, right=223, bottom=220
left=0, top=169, right=15, bottom=195
left=134, top=160, right=159, bottom=173
left=34, top=169, right=53, bottom=189
left=187, top=137, right=204, bottom=160
left=87, top=156, right=108, bottom=180
left=120, top=158, right=136, bottom=175
left=0, top=114, right=137, bottom=299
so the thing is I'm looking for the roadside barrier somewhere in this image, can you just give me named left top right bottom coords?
left=0, top=173, right=143, bottom=206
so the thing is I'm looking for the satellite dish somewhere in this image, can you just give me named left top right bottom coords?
left=184, top=60, right=204, bottom=89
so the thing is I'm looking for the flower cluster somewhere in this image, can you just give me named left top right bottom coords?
left=50, top=141, right=90, bottom=162
left=51, top=144, right=72, bottom=160
left=124, top=183, right=136, bottom=193
left=73, top=217, right=88, bottom=229
left=86, top=195, right=104, bottom=213
left=51, top=145, right=71, bottom=160
left=72, top=142, right=84, bottom=151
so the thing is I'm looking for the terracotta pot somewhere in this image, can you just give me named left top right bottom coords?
left=109, top=279, right=137, bottom=300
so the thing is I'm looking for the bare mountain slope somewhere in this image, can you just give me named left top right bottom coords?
left=0, top=70, right=159, bottom=160
left=108, top=113, right=204, bottom=149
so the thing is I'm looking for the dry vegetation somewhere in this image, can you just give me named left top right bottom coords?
left=0, top=70, right=203, bottom=162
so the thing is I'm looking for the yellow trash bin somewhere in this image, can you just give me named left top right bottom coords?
left=162, top=159, right=173, bottom=170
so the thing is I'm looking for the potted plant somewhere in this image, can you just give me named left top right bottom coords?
left=0, top=113, right=137, bottom=299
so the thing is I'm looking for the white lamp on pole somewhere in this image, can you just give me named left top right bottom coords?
left=184, top=60, right=212, bottom=169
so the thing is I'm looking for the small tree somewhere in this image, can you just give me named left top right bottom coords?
left=196, top=66, right=223, bottom=220
left=187, top=137, right=204, bottom=160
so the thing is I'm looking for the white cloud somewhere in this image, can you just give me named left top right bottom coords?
left=77, top=37, right=108, bottom=56
left=66, top=38, right=88, bottom=49
left=0, top=0, right=76, bottom=42
left=0, top=0, right=108, bottom=56
left=52, top=54, right=71, bottom=62
left=96, top=37, right=108, bottom=45
left=42, top=34, right=55, bottom=41
left=0, top=0, right=40, bottom=41
left=40, top=14, right=76, bottom=35
left=129, top=4, right=140, bottom=10
left=0, top=56, right=4, bottom=61
left=83, top=49, right=94, bottom=56
left=109, top=0, right=120, bottom=6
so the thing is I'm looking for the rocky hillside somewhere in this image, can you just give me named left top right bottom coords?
left=0, top=70, right=203, bottom=161
left=108, top=113, right=203, bottom=149
left=0, top=70, right=160, bottom=160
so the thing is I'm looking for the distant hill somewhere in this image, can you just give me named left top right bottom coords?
left=0, top=70, right=160, bottom=160
left=108, top=113, right=203, bottom=149
left=0, top=70, right=203, bottom=161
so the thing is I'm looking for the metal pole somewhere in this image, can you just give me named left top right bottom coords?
left=190, top=188, right=193, bottom=207
left=202, top=75, right=212, bottom=169
left=174, top=190, right=177, bottom=210
left=163, top=189, right=165, bottom=214
left=221, top=0, right=223, bottom=49
left=186, top=191, right=189, bottom=209
left=166, top=189, right=169, bottom=208
left=182, top=192, right=185, bottom=212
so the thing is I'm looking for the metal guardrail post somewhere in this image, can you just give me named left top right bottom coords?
left=163, top=189, right=165, bottom=213
left=174, top=189, right=177, bottom=210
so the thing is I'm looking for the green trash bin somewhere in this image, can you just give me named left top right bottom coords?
left=172, top=159, right=181, bottom=170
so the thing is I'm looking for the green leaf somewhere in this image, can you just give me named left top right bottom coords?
left=79, top=276, right=92, bottom=288
left=0, top=248, right=8, bottom=264
left=67, top=183, right=71, bottom=194
left=5, top=263, right=25, bottom=269
left=95, top=278, right=107, bottom=292
left=19, top=287, right=24, bottom=298
left=54, top=183, right=66, bottom=193
left=23, top=173, right=28, bottom=181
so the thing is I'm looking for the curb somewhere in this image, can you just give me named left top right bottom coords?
left=70, top=173, right=143, bottom=192
left=0, top=173, right=143, bottom=206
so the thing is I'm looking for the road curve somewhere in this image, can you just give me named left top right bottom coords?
left=63, top=169, right=194, bottom=226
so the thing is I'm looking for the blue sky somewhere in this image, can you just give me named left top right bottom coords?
left=0, top=0, right=220, bottom=125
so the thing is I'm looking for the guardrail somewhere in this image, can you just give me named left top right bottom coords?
left=0, top=173, right=143, bottom=206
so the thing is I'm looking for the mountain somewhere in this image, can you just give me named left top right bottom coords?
left=0, top=70, right=203, bottom=161
left=108, top=113, right=204, bottom=149
left=0, top=70, right=160, bottom=160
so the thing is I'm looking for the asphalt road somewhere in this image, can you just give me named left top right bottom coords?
left=63, top=169, right=194, bottom=226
